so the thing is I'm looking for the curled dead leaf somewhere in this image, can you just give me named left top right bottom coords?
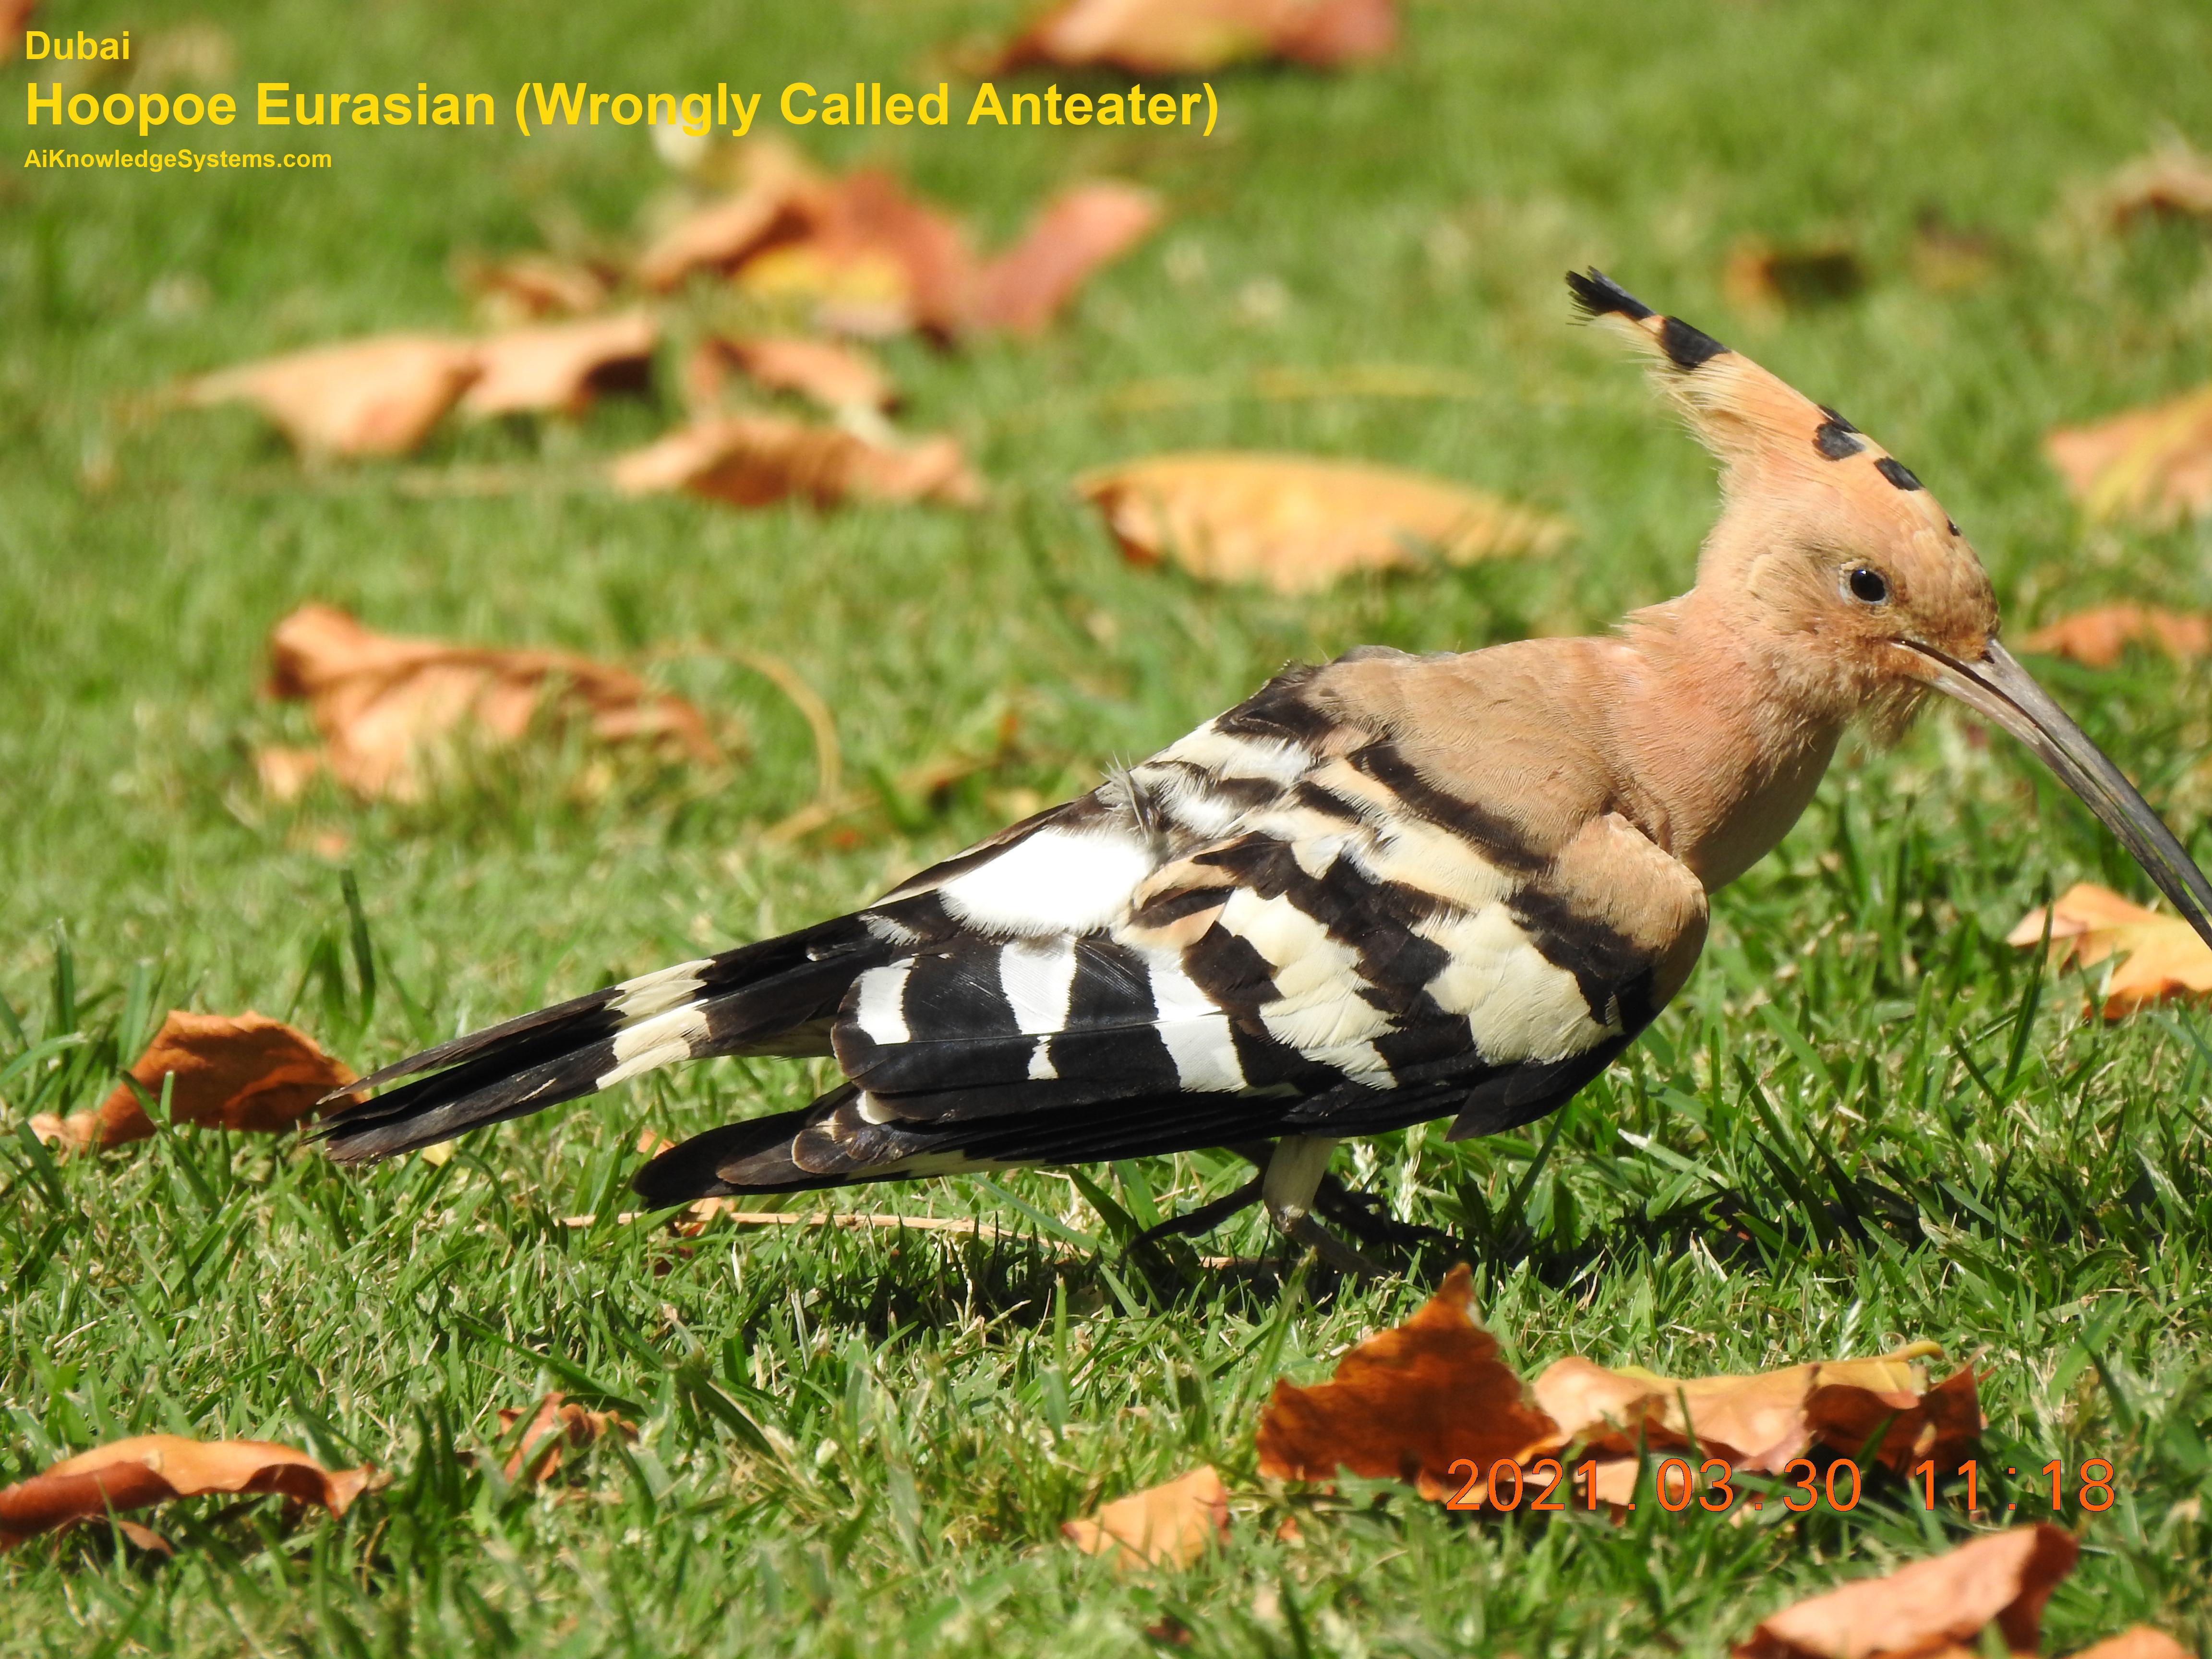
left=2046, top=387, right=2212, bottom=528
left=495, top=1393, right=636, bottom=1483
left=611, top=414, right=983, bottom=509
left=993, top=0, right=1396, bottom=74
left=29, top=1010, right=354, bottom=1152
left=1254, top=1264, right=1564, bottom=1500
left=1077, top=451, right=1570, bottom=593
left=185, top=335, right=482, bottom=458
left=2097, top=138, right=2212, bottom=230
left=2008, top=881, right=2212, bottom=1018
left=688, top=336, right=897, bottom=414
left=460, top=312, right=657, bottom=418
left=2020, top=603, right=2212, bottom=669
left=972, top=182, right=1163, bottom=336
left=1062, top=1465, right=1229, bottom=1571
left=0, top=1434, right=378, bottom=1550
left=1732, top=1525, right=2077, bottom=1659
left=263, top=603, right=721, bottom=801
left=2068, top=1631, right=2198, bottom=1659
left=457, top=252, right=616, bottom=325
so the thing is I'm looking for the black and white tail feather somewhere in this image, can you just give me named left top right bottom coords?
left=322, top=654, right=1675, bottom=1217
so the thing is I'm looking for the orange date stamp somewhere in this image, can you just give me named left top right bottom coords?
left=1444, top=1457, right=2123, bottom=1515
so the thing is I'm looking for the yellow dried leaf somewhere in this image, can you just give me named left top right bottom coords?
left=185, top=335, right=481, bottom=457
left=2007, top=882, right=2212, bottom=1018
left=2046, top=386, right=2212, bottom=528
left=2019, top=603, right=2212, bottom=669
left=1077, top=451, right=1570, bottom=593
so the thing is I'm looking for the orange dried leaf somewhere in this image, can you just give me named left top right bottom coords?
left=264, top=603, right=720, bottom=801
left=1733, top=1524, right=2078, bottom=1659
left=2006, top=882, right=2212, bottom=1018
left=1062, top=1465, right=1229, bottom=1571
left=1532, top=1345, right=1974, bottom=1480
left=995, top=0, right=1396, bottom=74
left=2020, top=603, right=2212, bottom=669
left=1254, top=1264, right=1564, bottom=1500
left=2067, top=1631, right=2198, bottom=1659
left=973, top=182, right=1163, bottom=336
left=457, top=252, right=614, bottom=324
left=460, top=312, right=657, bottom=418
left=694, top=336, right=897, bottom=413
left=611, top=414, right=983, bottom=509
left=635, top=137, right=823, bottom=289
left=1078, top=451, right=1570, bottom=593
left=495, top=1392, right=635, bottom=1483
left=2045, top=387, right=2212, bottom=528
left=2097, top=139, right=2212, bottom=229
left=30, top=1010, right=354, bottom=1152
left=0, top=1434, right=377, bottom=1550
left=185, top=335, right=481, bottom=457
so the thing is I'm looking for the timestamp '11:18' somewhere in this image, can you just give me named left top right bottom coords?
left=1912, top=1460, right=2115, bottom=1513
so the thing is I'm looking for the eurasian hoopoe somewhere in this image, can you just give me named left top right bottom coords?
left=322, top=271, right=2212, bottom=1274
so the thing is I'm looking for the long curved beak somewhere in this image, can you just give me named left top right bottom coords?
left=1907, top=638, right=2212, bottom=950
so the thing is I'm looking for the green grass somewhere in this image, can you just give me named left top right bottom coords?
left=7, top=0, right=2212, bottom=1651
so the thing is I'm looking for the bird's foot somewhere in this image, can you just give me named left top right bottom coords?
left=1281, top=1214, right=1391, bottom=1279
left=1311, top=1175, right=1459, bottom=1256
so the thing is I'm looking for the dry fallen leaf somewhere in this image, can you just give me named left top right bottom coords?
left=1723, top=237, right=1866, bottom=315
left=29, top=1010, right=354, bottom=1152
left=611, top=414, right=983, bottom=509
left=2097, top=138, right=2212, bottom=229
left=2008, top=881, right=2212, bottom=1018
left=687, top=336, right=897, bottom=414
left=2046, top=386, right=2212, bottom=527
left=1535, top=1348, right=1977, bottom=1508
left=635, top=136, right=822, bottom=290
left=0, top=1435, right=377, bottom=1550
left=262, top=602, right=721, bottom=801
left=1077, top=451, right=1571, bottom=593
left=185, top=335, right=482, bottom=457
left=457, top=252, right=616, bottom=325
left=1908, top=209, right=2002, bottom=295
left=1062, top=1466, right=1230, bottom=1571
left=460, top=312, right=657, bottom=418
left=972, top=182, right=1163, bottom=336
left=3, top=0, right=36, bottom=64
left=1732, top=1525, right=2078, bottom=1659
left=733, top=169, right=977, bottom=338
left=993, top=0, right=1396, bottom=73
left=2067, top=1631, right=2198, bottom=1659
left=2020, top=603, right=2212, bottom=669
left=1255, top=1264, right=1564, bottom=1501
left=495, top=1393, right=635, bottom=1483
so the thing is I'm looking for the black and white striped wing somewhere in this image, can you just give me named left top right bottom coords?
left=712, top=692, right=1706, bottom=1186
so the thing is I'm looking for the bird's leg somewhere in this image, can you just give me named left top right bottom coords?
left=1311, top=1173, right=1459, bottom=1254
left=1263, top=1136, right=1388, bottom=1278
left=1131, top=1174, right=1265, bottom=1244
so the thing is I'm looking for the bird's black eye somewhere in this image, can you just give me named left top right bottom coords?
left=1848, top=567, right=1890, bottom=604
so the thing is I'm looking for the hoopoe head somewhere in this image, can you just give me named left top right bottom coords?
left=1570, top=268, right=1997, bottom=722
left=1570, top=267, right=2212, bottom=949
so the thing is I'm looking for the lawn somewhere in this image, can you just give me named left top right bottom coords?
left=5, top=0, right=2212, bottom=1652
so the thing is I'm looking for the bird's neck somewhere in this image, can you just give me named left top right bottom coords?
left=1610, top=590, right=1853, bottom=891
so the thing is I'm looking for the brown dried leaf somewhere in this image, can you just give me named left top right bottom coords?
left=0, top=1434, right=377, bottom=1549
left=1723, top=237, right=1866, bottom=316
left=690, top=336, right=897, bottom=414
left=611, top=414, right=983, bottom=509
left=1062, top=1466, right=1229, bottom=1571
left=3, top=0, right=36, bottom=64
left=2007, top=881, right=2212, bottom=1018
left=2046, top=387, right=2212, bottom=528
left=495, top=1393, right=635, bottom=1483
left=185, top=335, right=482, bottom=457
left=635, top=137, right=823, bottom=289
left=264, top=603, right=720, bottom=801
left=30, top=1010, right=354, bottom=1152
left=460, top=312, right=657, bottom=418
left=2097, top=139, right=2212, bottom=229
left=736, top=170, right=978, bottom=338
left=457, top=252, right=615, bottom=325
left=994, top=0, right=1395, bottom=74
left=1733, top=1525, right=2078, bottom=1659
left=1533, top=1345, right=1975, bottom=1480
left=973, top=182, right=1163, bottom=336
left=1254, top=1265, right=1565, bottom=1500
left=1077, top=451, right=1570, bottom=593
left=2020, top=603, right=2212, bottom=669
left=2067, top=1631, right=2198, bottom=1659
